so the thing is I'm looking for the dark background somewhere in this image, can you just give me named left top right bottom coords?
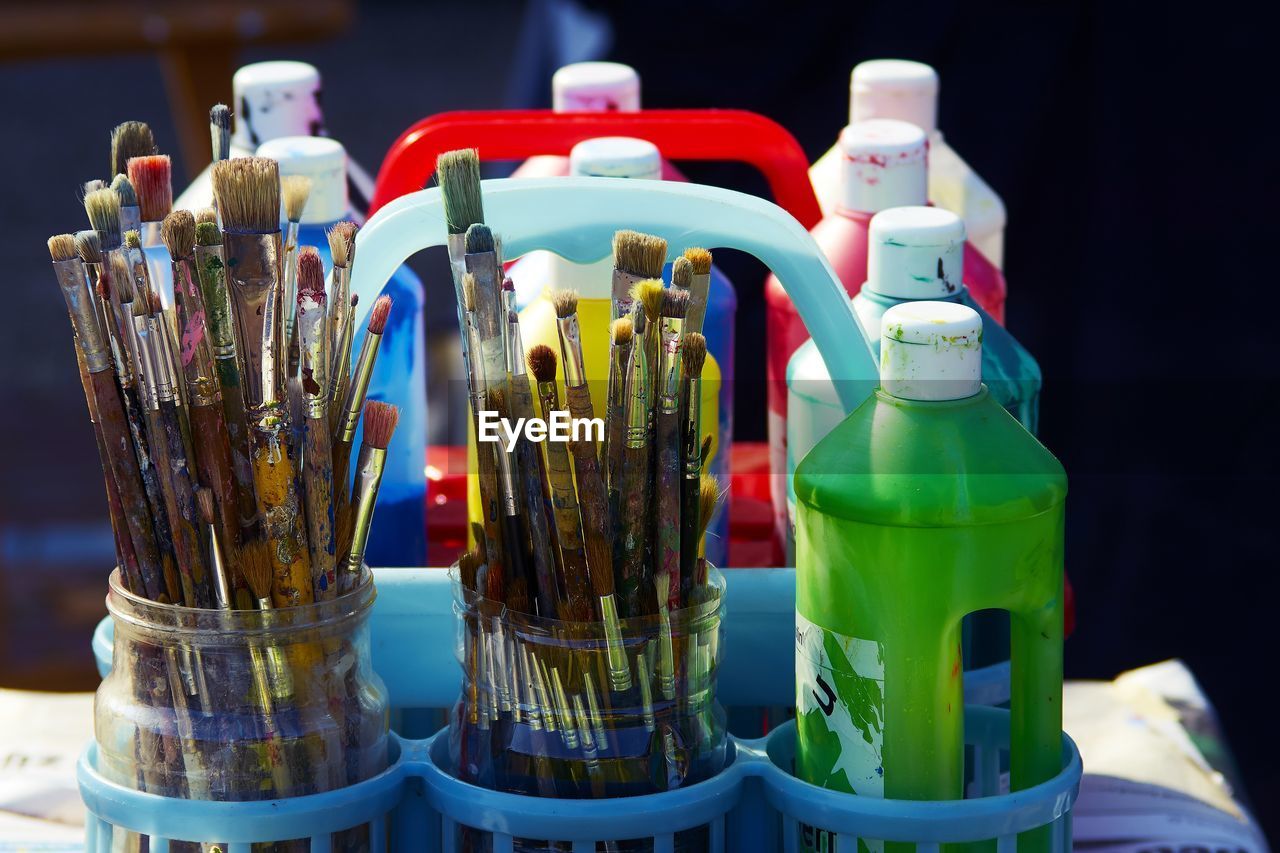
left=1, top=0, right=1275, bottom=837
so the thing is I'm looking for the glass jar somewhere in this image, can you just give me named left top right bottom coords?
left=94, top=568, right=388, bottom=812
left=447, top=567, right=727, bottom=852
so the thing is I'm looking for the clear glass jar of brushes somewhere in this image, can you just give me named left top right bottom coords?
left=447, top=566, right=727, bottom=853
left=94, top=567, right=388, bottom=849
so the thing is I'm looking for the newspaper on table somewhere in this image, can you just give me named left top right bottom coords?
left=0, top=688, right=90, bottom=852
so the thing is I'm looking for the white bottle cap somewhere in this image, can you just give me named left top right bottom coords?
left=838, top=119, right=929, bottom=214
left=257, top=136, right=348, bottom=224
left=850, top=60, right=939, bottom=136
left=569, top=137, right=662, bottom=180
left=232, top=61, right=325, bottom=148
left=552, top=62, right=641, bottom=112
left=880, top=301, right=982, bottom=401
left=866, top=206, right=965, bottom=299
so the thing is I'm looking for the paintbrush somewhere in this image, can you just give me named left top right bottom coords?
left=214, top=156, right=312, bottom=606
left=82, top=179, right=107, bottom=197
left=526, top=344, right=591, bottom=621
left=111, top=174, right=141, bottom=238
left=488, top=389, right=531, bottom=615
left=615, top=281, right=661, bottom=618
left=110, top=121, right=156, bottom=182
left=681, top=249, right=713, bottom=336
left=603, top=317, right=634, bottom=503
left=326, top=220, right=358, bottom=430
left=611, top=230, right=667, bottom=322
left=438, top=148, right=485, bottom=290
left=655, top=289, right=689, bottom=612
left=210, top=104, right=231, bottom=164
left=507, top=312, right=558, bottom=618
left=343, top=401, right=399, bottom=589
left=76, top=230, right=129, bottom=398
left=210, top=156, right=282, bottom=409
left=281, top=174, right=313, bottom=377
left=461, top=275, right=504, bottom=582
left=49, top=234, right=155, bottom=596
left=465, top=225, right=506, bottom=393
left=333, top=294, right=391, bottom=511
left=296, top=248, right=337, bottom=600
left=636, top=279, right=667, bottom=440
left=128, top=154, right=174, bottom=232
left=194, top=212, right=259, bottom=545
left=678, top=332, right=707, bottom=604
left=163, top=212, right=242, bottom=563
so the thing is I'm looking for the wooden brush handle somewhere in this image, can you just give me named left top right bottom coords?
left=655, top=410, right=682, bottom=612
left=474, top=419, right=506, bottom=574
left=617, top=444, right=654, bottom=618
left=250, top=412, right=314, bottom=607
left=121, top=384, right=180, bottom=602
left=303, top=416, right=338, bottom=601
left=564, top=382, right=597, bottom=429
left=189, top=402, right=244, bottom=566
left=159, top=402, right=213, bottom=608
left=543, top=436, right=591, bottom=621
left=215, top=355, right=259, bottom=537
left=332, top=435, right=354, bottom=511
left=680, top=474, right=700, bottom=604
left=518, top=440, right=558, bottom=618
left=90, top=370, right=165, bottom=600
left=571, top=443, right=612, bottom=615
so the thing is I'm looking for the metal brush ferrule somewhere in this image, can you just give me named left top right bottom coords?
left=529, top=650, right=555, bottom=733
left=688, top=272, right=711, bottom=336
left=148, top=315, right=179, bottom=403
left=659, top=317, right=684, bottom=413
left=574, top=694, right=598, bottom=769
left=535, top=381, right=559, bottom=424
left=54, top=259, right=110, bottom=373
left=260, top=279, right=284, bottom=405
left=131, top=315, right=161, bottom=409
left=297, top=289, right=329, bottom=419
left=556, top=314, right=587, bottom=386
left=636, top=651, right=656, bottom=732
left=684, top=377, right=702, bottom=479
left=599, top=594, right=632, bottom=692
left=624, top=346, right=650, bottom=447
left=346, top=445, right=386, bottom=576
left=328, top=264, right=351, bottom=361
left=208, top=523, right=232, bottom=610
left=281, top=221, right=301, bottom=344
left=506, top=313, right=525, bottom=378
left=550, top=667, right=578, bottom=749
left=611, top=269, right=642, bottom=321
left=222, top=231, right=283, bottom=408
left=582, top=670, right=609, bottom=754
left=193, top=244, right=237, bottom=359
left=658, top=602, right=676, bottom=700
left=446, top=233, right=466, bottom=287
left=338, top=330, right=382, bottom=441
left=495, top=442, right=519, bottom=516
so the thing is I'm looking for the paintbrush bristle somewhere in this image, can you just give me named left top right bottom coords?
left=210, top=104, right=231, bottom=161
left=587, top=535, right=614, bottom=597
left=363, top=400, right=400, bottom=450
left=297, top=246, right=326, bottom=299
left=281, top=174, right=313, bottom=223
left=82, top=179, right=106, bottom=198
left=464, top=223, right=494, bottom=255
left=195, top=207, right=218, bottom=226
left=661, top=288, right=689, bottom=319
left=461, top=273, right=478, bottom=313
left=237, top=539, right=274, bottom=601
left=698, top=475, right=721, bottom=539
left=211, top=157, right=280, bottom=233
left=458, top=549, right=480, bottom=591
left=681, top=332, right=706, bottom=378
left=110, top=174, right=137, bottom=207
left=327, top=220, right=357, bottom=267
left=611, top=316, right=634, bottom=346
left=84, top=188, right=122, bottom=246
left=48, top=234, right=77, bottom=263
left=368, top=294, right=392, bottom=335
left=672, top=256, right=693, bottom=290
left=700, top=435, right=712, bottom=467
left=437, top=148, right=484, bottom=235
left=486, top=387, right=507, bottom=418
left=195, top=487, right=215, bottom=526
left=683, top=247, right=712, bottom=275
left=160, top=210, right=195, bottom=259
left=527, top=344, right=557, bottom=383
left=635, top=279, right=665, bottom=323
left=124, top=230, right=141, bottom=250
left=552, top=289, right=579, bottom=319
left=613, top=230, right=667, bottom=279
left=74, top=230, right=101, bottom=265
left=127, top=155, right=173, bottom=222
left=335, top=501, right=355, bottom=564
left=195, top=220, right=222, bottom=247
left=110, top=121, right=156, bottom=178
left=110, top=255, right=135, bottom=304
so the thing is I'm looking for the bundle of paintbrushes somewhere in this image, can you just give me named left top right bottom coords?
left=52, top=120, right=401, bottom=827
left=436, top=149, right=728, bottom=831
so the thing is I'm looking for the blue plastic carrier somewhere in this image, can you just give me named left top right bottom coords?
left=79, top=181, right=1077, bottom=850
left=83, top=569, right=1079, bottom=852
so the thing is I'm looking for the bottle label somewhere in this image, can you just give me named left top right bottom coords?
left=796, top=612, right=885, bottom=853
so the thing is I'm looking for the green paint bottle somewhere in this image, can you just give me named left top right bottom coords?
left=794, top=301, right=1066, bottom=853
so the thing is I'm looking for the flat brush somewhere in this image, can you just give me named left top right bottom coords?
left=110, top=121, right=156, bottom=181
left=488, top=389, right=531, bottom=615
left=611, top=230, right=667, bottom=322
left=333, top=294, right=392, bottom=512
left=297, top=248, right=337, bottom=600
left=128, top=155, right=174, bottom=229
left=326, top=221, right=358, bottom=429
left=210, top=104, right=231, bottom=165
left=678, top=332, right=707, bottom=604
left=76, top=230, right=128, bottom=393
left=163, top=212, right=241, bottom=566
left=681, top=248, right=713, bottom=336
left=655, top=289, right=689, bottom=612
left=436, top=148, right=484, bottom=411
left=526, top=344, right=591, bottom=622
left=281, top=175, right=313, bottom=378
left=507, top=313, right=558, bottom=618
left=194, top=214, right=258, bottom=542
left=344, top=401, right=399, bottom=590
left=49, top=235, right=153, bottom=596
left=465, top=225, right=506, bottom=395
left=603, top=317, right=634, bottom=501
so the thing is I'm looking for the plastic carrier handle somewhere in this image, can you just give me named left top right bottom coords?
left=350, top=177, right=876, bottom=415
left=368, top=109, right=823, bottom=228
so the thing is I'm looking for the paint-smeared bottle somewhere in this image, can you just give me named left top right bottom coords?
left=794, top=301, right=1064, bottom=853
